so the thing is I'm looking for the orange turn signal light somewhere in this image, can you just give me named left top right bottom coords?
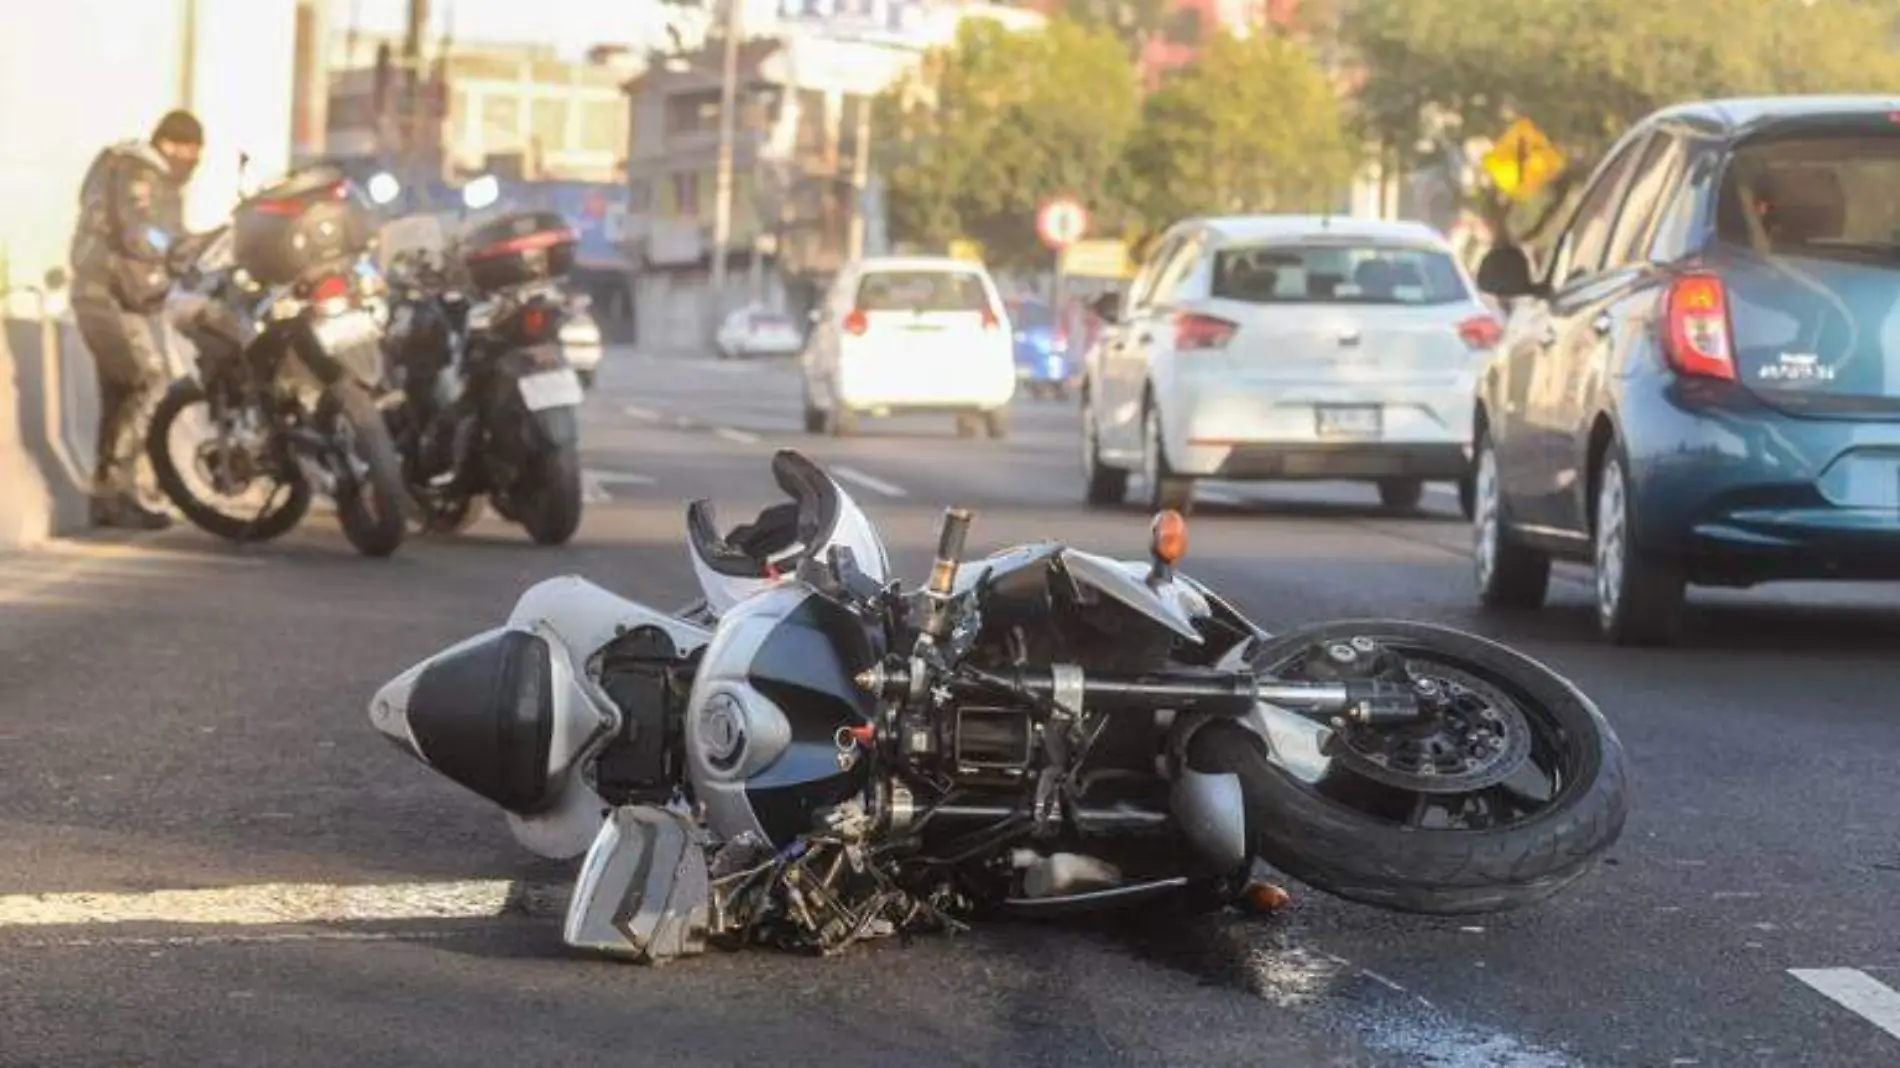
left=1151, top=509, right=1187, bottom=565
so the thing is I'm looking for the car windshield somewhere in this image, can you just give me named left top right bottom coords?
left=1715, top=133, right=1900, bottom=266
left=856, top=270, right=994, bottom=313
left=1210, top=242, right=1470, bottom=305
left=1008, top=300, right=1054, bottom=328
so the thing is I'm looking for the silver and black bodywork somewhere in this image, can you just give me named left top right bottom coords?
left=145, top=167, right=411, bottom=558
left=368, top=451, right=1631, bottom=962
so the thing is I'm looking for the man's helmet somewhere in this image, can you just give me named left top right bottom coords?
left=685, top=449, right=891, bottom=616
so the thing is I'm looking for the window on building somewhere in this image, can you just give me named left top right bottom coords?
left=672, top=171, right=701, bottom=218
left=839, top=93, right=869, bottom=165
left=664, top=90, right=721, bottom=139
left=582, top=99, right=625, bottom=154
left=531, top=99, right=569, bottom=152
left=481, top=94, right=521, bottom=151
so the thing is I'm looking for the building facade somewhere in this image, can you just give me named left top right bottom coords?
left=621, top=2, right=1044, bottom=352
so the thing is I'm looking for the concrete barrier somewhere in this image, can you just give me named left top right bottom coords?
left=0, top=285, right=194, bottom=551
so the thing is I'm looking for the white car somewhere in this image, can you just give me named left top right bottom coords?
left=1079, top=215, right=1499, bottom=515
left=800, top=256, right=1017, bottom=438
left=715, top=306, right=805, bottom=359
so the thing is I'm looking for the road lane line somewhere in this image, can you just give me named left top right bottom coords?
left=830, top=466, right=907, bottom=498
left=1790, top=968, right=1900, bottom=1041
left=584, top=469, right=655, bottom=486
left=714, top=427, right=763, bottom=445
left=622, top=404, right=660, bottom=421
left=0, top=880, right=570, bottom=928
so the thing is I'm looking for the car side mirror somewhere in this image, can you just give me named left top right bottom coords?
left=1475, top=246, right=1538, bottom=299
left=1089, top=291, right=1121, bottom=323
left=42, top=267, right=67, bottom=291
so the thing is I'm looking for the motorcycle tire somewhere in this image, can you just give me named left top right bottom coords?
left=144, top=379, right=313, bottom=543
left=517, top=443, right=583, bottom=546
left=326, top=381, right=409, bottom=558
left=1190, top=619, right=1630, bottom=916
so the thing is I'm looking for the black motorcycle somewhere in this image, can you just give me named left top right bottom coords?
left=378, top=211, right=585, bottom=545
left=147, top=166, right=409, bottom=558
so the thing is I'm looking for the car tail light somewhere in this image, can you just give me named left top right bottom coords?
left=980, top=308, right=1000, bottom=330
left=1175, top=312, right=1237, bottom=351
left=1457, top=314, right=1503, bottom=351
left=1663, top=273, right=1737, bottom=381
left=310, top=273, right=352, bottom=317
left=843, top=309, right=869, bottom=336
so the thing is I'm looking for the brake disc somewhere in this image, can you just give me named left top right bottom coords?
left=1327, top=659, right=1534, bottom=794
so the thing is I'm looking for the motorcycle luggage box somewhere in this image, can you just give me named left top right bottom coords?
left=461, top=210, right=577, bottom=293
left=232, top=167, right=374, bottom=287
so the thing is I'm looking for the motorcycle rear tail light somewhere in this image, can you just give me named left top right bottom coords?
left=1663, top=272, right=1737, bottom=381
left=1175, top=311, right=1237, bottom=351
left=843, top=309, right=869, bottom=336
left=311, top=274, right=352, bottom=317
left=1457, top=314, right=1503, bottom=350
left=521, top=305, right=549, bottom=340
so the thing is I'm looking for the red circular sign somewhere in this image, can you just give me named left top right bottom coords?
left=1037, top=198, right=1089, bottom=250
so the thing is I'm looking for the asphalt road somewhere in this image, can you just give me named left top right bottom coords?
left=3, top=349, right=1899, bottom=1068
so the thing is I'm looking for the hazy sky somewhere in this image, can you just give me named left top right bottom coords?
left=334, top=0, right=692, bottom=59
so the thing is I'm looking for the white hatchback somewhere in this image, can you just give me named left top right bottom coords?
left=800, top=256, right=1017, bottom=438
left=1079, top=215, right=1499, bottom=514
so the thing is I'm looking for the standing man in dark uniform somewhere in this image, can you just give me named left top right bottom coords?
left=67, top=110, right=206, bottom=529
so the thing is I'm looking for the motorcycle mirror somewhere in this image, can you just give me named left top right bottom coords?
left=462, top=175, right=500, bottom=211
left=367, top=171, right=402, bottom=206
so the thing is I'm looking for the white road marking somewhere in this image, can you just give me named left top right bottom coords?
left=1790, top=968, right=1900, bottom=1041
left=713, top=427, right=763, bottom=445
left=584, top=469, right=655, bottom=486
left=830, top=466, right=908, bottom=498
left=1197, top=487, right=1242, bottom=505
left=622, top=404, right=660, bottom=421
left=0, top=879, right=571, bottom=929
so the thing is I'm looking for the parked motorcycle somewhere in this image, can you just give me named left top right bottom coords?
left=367, top=450, right=1629, bottom=962
left=376, top=191, right=586, bottom=545
left=147, top=165, right=409, bottom=558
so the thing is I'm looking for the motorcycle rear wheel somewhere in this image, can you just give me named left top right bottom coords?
left=324, top=382, right=409, bottom=558
left=1191, top=619, right=1630, bottom=916
left=517, top=443, right=583, bottom=546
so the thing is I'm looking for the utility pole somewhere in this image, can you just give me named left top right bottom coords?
left=708, top=0, right=742, bottom=342
left=404, top=0, right=430, bottom=182
left=846, top=97, right=871, bottom=260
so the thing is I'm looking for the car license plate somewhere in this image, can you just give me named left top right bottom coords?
left=311, top=309, right=380, bottom=353
left=517, top=368, right=584, bottom=412
left=1315, top=404, right=1382, bottom=438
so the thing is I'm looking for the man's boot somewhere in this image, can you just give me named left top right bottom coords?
left=90, top=493, right=173, bottom=531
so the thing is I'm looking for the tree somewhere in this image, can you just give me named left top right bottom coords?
left=1341, top=0, right=1900, bottom=246
left=877, top=17, right=1143, bottom=269
left=1114, top=30, right=1358, bottom=230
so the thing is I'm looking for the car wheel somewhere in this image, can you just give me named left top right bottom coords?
left=1082, top=396, right=1129, bottom=507
left=1593, top=447, right=1687, bottom=646
left=1472, top=429, right=1551, bottom=610
left=1377, top=478, right=1424, bottom=510
left=1142, top=404, right=1194, bottom=514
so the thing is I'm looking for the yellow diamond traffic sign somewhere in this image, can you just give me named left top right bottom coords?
left=1482, top=117, right=1567, bottom=202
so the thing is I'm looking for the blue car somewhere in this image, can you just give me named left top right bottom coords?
left=1006, top=298, right=1073, bottom=400
left=1471, top=96, right=1900, bottom=646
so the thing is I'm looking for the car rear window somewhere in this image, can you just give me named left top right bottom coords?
left=856, top=270, right=994, bottom=313
left=1210, top=243, right=1470, bottom=305
left=1714, top=133, right=1900, bottom=266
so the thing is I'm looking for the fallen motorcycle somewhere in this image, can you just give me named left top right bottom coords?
left=368, top=449, right=1629, bottom=962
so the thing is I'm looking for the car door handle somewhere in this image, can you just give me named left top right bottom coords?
left=1591, top=312, right=1614, bottom=337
